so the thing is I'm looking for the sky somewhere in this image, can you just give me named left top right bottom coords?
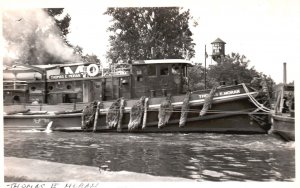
left=2, top=0, right=300, bottom=84
left=64, top=0, right=300, bottom=84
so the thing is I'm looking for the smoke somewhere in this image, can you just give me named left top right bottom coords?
left=2, top=9, right=80, bottom=65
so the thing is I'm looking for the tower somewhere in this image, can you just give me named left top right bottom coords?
left=211, top=38, right=226, bottom=62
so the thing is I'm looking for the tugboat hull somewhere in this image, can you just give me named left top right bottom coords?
left=4, top=84, right=271, bottom=133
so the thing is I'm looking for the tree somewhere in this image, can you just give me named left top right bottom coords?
left=44, top=8, right=71, bottom=43
left=187, top=52, right=275, bottom=90
left=207, top=53, right=259, bottom=87
left=188, top=63, right=205, bottom=90
left=105, top=7, right=195, bottom=63
left=83, top=54, right=101, bottom=64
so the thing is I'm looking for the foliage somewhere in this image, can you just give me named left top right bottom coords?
left=207, top=53, right=258, bottom=86
left=187, top=63, right=205, bottom=90
left=83, top=54, right=101, bottom=64
left=105, top=7, right=195, bottom=63
left=72, top=45, right=101, bottom=64
left=188, top=52, right=274, bottom=90
left=44, top=8, right=71, bottom=42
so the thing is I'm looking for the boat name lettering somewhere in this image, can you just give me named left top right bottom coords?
left=219, top=89, right=240, bottom=96
left=198, top=89, right=240, bottom=99
left=33, top=118, right=50, bottom=124
left=50, top=74, right=83, bottom=80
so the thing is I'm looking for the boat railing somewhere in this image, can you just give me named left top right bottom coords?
left=3, top=81, right=28, bottom=90
left=4, top=102, right=88, bottom=111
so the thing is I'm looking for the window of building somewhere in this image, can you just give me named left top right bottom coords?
left=160, top=65, right=169, bottom=76
left=67, top=85, right=72, bottom=89
left=31, top=86, right=36, bottom=91
left=48, top=86, right=53, bottom=90
left=148, top=65, right=156, bottom=76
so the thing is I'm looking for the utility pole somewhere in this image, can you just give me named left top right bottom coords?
left=204, top=45, right=207, bottom=89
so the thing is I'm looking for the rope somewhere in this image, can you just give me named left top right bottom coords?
left=97, top=108, right=270, bottom=114
left=241, top=83, right=271, bottom=113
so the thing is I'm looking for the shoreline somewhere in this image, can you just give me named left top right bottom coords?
left=4, top=157, right=193, bottom=182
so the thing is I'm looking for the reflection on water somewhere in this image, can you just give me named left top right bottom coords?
left=4, top=130, right=295, bottom=181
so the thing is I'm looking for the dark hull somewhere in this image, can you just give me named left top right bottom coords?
left=4, top=111, right=266, bottom=134
left=272, top=114, right=295, bottom=141
left=4, top=84, right=270, bottom=133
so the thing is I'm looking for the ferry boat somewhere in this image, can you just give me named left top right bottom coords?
left=3, top=59, right=271, bottom=133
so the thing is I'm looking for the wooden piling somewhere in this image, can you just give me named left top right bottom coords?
left=117, top=98, right=125, bottom=132
left=179, top=91, right=190, bottom=127
left=142, top=98, right=149, bottom=129
left=200, top=87, right=217, bottom=116
left=93, top=101, right=101, bottom=132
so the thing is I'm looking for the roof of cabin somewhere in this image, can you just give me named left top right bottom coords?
left=211, top=38, right=226, bottom=44
left=3, top=62, right=91, bottom=71
left=133, top=59, right=194, bottom=66
left=3, top=59, right=194, bottom=72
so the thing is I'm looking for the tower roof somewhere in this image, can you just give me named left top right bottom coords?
left=211, top=38, right=226, bottom=44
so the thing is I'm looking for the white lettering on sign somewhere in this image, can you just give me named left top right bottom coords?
left=198, top=89, right=240, bottom=99
left=49, top=74, right=83, bottom=80
left=86, top=64, right=99, bottom=77
left=51, top=64, right=100, bottom=80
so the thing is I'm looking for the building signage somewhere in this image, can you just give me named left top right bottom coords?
left=198, top=89, right=241, bottom=99
left=49, top=64, right=100, bottom=80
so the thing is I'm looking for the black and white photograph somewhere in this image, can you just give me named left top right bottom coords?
left=1, top=0, right=298, bottom=186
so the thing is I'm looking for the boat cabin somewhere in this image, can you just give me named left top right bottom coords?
left=273, top=84, right=294, bottom=117
left=3, top=59, right=193, bottom=105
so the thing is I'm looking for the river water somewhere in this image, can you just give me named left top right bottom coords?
left=4, top=130, right=295, bottom=181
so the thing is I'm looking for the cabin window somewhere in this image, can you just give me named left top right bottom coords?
left=67, top=85, right=72, bottom=89
left=160, top=65, right=169, bottom=76
left=137, top=75, right=143, bottom=82
left=148, top=65, right=156, bottom=76
left=172, top=64, right=180, bottom=75
left=31, top=86, right=36, bottom=91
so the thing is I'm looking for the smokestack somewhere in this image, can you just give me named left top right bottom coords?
left=283, top=62, right=287, bottom=84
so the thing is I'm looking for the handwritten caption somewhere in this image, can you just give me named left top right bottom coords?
left=5, top=183, right=99, bottom=188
